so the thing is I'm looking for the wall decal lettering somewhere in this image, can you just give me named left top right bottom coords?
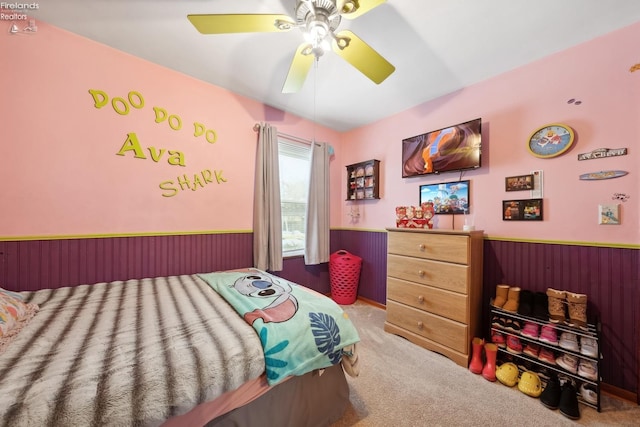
left=153, top=107, right=183, bottom=130
left=193, top=122, right=217, bottom=144
left=88, top=88, right=224, bottom=196
left=159, top=170, right=227, bottom=198
left=116, top=133, right=186, bottom=166
left=89, top=89, right=145, bottom=115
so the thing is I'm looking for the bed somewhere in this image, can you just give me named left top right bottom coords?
left=0, top=269, right=360, bottom=426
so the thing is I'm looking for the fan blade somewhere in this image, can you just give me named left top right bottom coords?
left=187, top=14, right=295, bottom=34
left=332, top=30, right=394, bottom=84
left=339, top=0, right=386, bottom=19
left=282, top=44, right=315, bottom=93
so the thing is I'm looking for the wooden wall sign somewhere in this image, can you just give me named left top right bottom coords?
left=579, top=170, right=628, bottom=180
left=577, top=147, right=627, bottom=161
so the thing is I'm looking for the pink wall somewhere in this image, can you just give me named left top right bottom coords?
left=0, top=23, right=341, bottom=239
left=1, top=21, right=638, bottom=247
left=340, top=22, right=640, bottom=246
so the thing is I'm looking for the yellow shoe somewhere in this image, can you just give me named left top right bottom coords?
left=496, top=362, right=519, bottom=387
left=518, top=371, right=542, bottom=397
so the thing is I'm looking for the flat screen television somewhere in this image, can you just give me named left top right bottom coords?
left=419, top=180, right=470, bottom=215
left=402, top=118, right=482, bottom=178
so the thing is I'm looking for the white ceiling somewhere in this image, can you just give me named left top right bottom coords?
left=31, top=1, right=640, bottom=132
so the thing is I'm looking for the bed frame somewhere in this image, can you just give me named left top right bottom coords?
left=206, top=364, right=349, bottom=426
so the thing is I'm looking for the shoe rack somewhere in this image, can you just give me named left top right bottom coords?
left=490, top=306, right=602, bottom=412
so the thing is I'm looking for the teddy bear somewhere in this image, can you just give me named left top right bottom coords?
left=421, top=202, right=435, bottom=229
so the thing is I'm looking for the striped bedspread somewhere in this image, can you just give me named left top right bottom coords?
left=0, top=275, right=265, bottom=427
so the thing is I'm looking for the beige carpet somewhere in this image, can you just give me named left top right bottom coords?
left=331, top=301, right=640, bottom=427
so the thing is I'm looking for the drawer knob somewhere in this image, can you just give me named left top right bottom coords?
left=418, top=244, right=426, bottom=250
left=418, top=270, right=425, bottom=277
left=417, top=295, right=424, bottom=303
left=417, top=321, right=424, bottom=329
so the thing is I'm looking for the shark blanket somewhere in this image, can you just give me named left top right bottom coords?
left=198, top=269, right=360, bottom=385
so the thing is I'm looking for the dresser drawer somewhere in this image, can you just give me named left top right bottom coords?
left=387, top=277, right=468, bottom=323
left=388, top=231, right=470, bottom=264
left=387, top=254, right=469, bottom=294
left=386, top=300, right=467, bottom=353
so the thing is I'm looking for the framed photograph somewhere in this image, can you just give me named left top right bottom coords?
left=503, top=198, right=543, bottom=221
left=598, top=204, right=620, bottom=225
left=505, top=174, right=534, bottom=192
left=419, top=180, right=469, bottom=214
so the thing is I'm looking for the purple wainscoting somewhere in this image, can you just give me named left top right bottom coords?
left=0, top=233, right=253, bottom=291
left=275, top=230, right=388, bottom=300
left=279, top=257, right=330, bottom=294
left=330, top=229, right=388, bottom=303
left=0, top=230, right=637, bottom=398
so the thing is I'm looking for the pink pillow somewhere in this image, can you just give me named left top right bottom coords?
left=0, top=288, right=39, bottom=353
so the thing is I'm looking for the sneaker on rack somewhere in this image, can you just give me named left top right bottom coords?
left=536, top=367, right=551, bottom=382
left=559, top=332, right=580, bottom=352
left=521, top=321, right=540, bottom=339
left=580, top=336, right=598, bottom=358
left=579, top=382, right=598, bottom=406
left=491, top=315, right=507, bottom=329
left=538, top=347, right=556, bottom=365
left=516, top=360, right=534, bottom=373
left=506, top=335, right=523, bottom=354
left=539, top=324, right=559, bottom=346
left=556, top=354, right=579, bottom=374
left=523, top=342, right=540, bottom=358
left=491, top=330, right=506, bottom=348
left=504, top=318, right=522, bottom=333
left=578, top=360, right=598, bottom=381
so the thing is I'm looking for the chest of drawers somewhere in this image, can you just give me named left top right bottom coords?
left=384, top=228, right=484, bottom=367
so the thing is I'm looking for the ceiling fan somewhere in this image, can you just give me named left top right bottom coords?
left=188, top=0, right=395, bottom=93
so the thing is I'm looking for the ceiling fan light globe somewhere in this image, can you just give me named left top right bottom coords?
left=305, top=22, right=328, bottom=42
left=320, top=38, right=331, bottom=52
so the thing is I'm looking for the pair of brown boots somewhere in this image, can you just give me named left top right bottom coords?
left=492, top=284, right=520, bottom=312
left=547, top=288, right=588, bottom=328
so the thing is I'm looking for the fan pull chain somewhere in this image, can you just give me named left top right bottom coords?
left=313, top=56, right=319, bottom=143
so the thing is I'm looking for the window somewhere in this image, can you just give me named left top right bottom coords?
left=278, top=138, right=311, bottom=256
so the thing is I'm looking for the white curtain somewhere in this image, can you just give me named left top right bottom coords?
left=253, top=123, right=283, bottom=271
left=304, top=141, right=330, bottom=265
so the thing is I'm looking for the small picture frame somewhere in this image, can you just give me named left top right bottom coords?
left=598, top=204, right=620, bottom=225
left=505, top=174, right=534, bottom=192
left=503, top=198, right=543, bottom=221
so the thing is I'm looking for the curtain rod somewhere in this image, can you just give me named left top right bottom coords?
left=253, top=123, right=316, bottom=146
